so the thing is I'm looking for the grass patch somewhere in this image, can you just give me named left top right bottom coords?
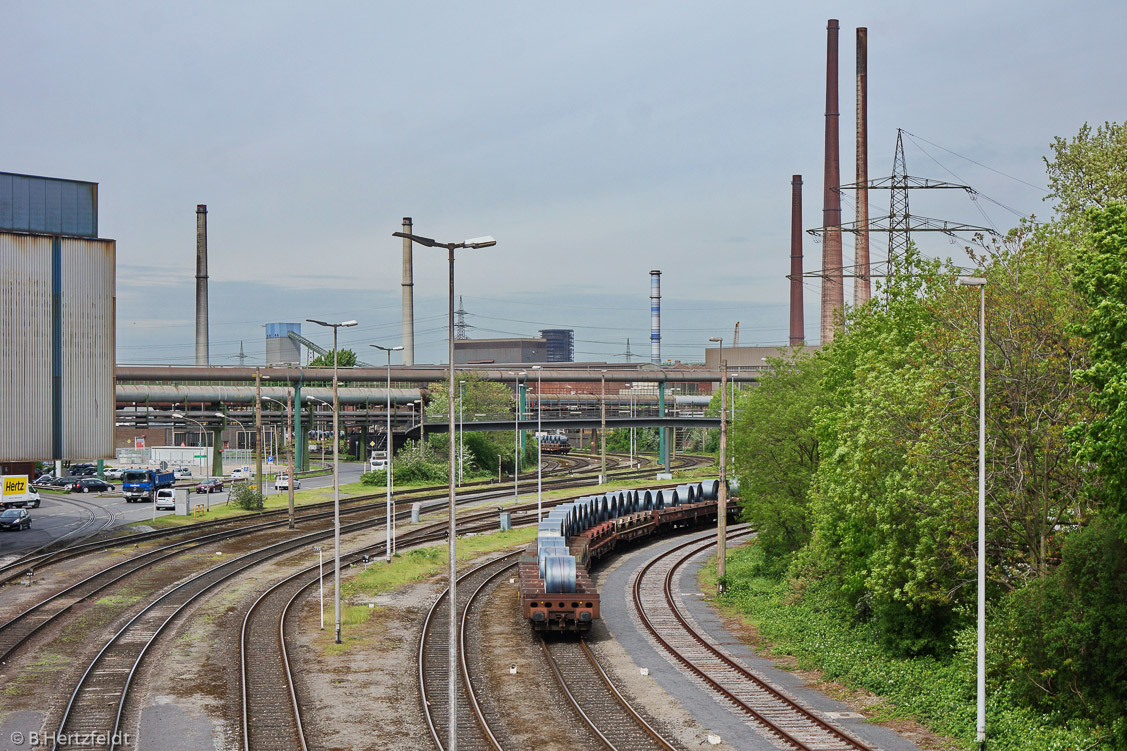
left=2, top=653, right=68, bottom=696
left=94, top=593, right=143, bottom=607
left=703, top=542, right=1115, bottom=751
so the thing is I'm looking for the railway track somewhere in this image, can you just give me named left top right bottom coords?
left=0, top=451, right=702, bottom=587
left=419, top=553, right=520, bottom=751
left=632, top=532, right=874, bottom=751
left=240, top=513, right=508, bottom=751
left=0, top=456, right=712, bottom=676
left=541, top=637, right=680, bottom=751
left=48, top=501, right=515, bottom=751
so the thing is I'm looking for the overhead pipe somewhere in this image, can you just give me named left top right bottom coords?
left=115, top=364, right=760, bottom=385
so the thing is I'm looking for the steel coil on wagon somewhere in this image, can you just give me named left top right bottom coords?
left=543, top=555, right=577, bottom=593
left=639, top=489, right=653, bottom=510
left=700, top=479, right=719, bottom=501
left=677, top=484, right=698, bottom=505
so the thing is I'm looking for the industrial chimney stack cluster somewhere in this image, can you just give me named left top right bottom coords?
left=790, top=19, right=872, bottom=347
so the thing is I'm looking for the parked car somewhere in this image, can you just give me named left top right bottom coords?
left=71, top=466, right=97, bottom=477
left=230, top=468, right=249, bottom=479
left=68, top=478, right=115, bottom=493
left=103, top=467, right=125, bottom=480
left=32, top=474, right=57, bottom=488
left=274, top=475, right=300, bottom=491
left=195, top=479, right=224, bottom=494
left=0, top=508, right=31, bottom=531
left=154, top=488, right=176, bottom=511
left=174, top=467, right=193, bottom=479
left=46, top=475, right=82, bottom=488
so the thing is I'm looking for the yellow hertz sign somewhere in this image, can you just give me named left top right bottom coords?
left=3, top=476, right=28, bottom=496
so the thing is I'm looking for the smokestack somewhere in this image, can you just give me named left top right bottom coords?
left=401, top=217, right=415, bottom=366
left=790, top=175, right=805, bottom=346
left=820, top=18, right=844, bottom=344
left=854, top=27, right=871, bottom=307
left=649, top=270, right=662, bottom=365
left=195, top=204, right=209, bottom=366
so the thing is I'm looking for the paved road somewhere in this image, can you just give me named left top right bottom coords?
left=0, top=463, right=367, bottom=561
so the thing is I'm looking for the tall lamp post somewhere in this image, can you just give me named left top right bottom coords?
left=708, top=336, right=728, bottom=593
left=307, top=318, right=358, bottom=645
left=171, top=412, right=210, bottom=479
left=599, top=370, right=607, bottom=484
left=510, top=370, right=524, bottom=504
left=392, top=229, right=495, bottom=751
left=372, top=343, right=403, bottom=562
left=532, top=365, right=542, bottom=521
left=458, top=380, right=466, bottom=486
left=262, top=396, right=297, bottom=530
left=958, top=276, right=987, bottom=750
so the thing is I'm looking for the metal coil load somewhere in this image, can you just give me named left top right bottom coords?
left=676, top=483, right=698, bottom=505
left=700, top=479, right=719, bottom=501
left=640, top=489, right=653, bottom=510
left=543, top=555, right=577, bottom=593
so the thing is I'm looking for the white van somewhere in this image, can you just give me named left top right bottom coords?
left=155, top=488, right=176, bottom=511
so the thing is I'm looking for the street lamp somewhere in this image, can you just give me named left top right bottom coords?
left=958, top=275, right=987, bottom=750
left=709, top=336, right=729, bottom=594
left=307, top=317, right=358, bottom=645
left=510, top=370, right=524, bottom=504
left=458, top=380, right=466, bottom=486
left=532, top=365, right=542, bottom=521
left=372, top=343, right=404, bottom=563
left=171, top=412, right=210, bottom=479
left=599, top=370, right=607, bottom=484
left=392, top=229, right=495, bottom=751
left=262, top=395, right=297, bottom=530
left=414, top=398, right=425, bottom=459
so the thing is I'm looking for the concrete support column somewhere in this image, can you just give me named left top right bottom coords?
left=211, top=427, right=223, bottom=477
left=658, top=382, right=667, bottom=467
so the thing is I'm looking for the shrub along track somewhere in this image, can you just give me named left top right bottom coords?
left=632, top=530, right=874, bottom=751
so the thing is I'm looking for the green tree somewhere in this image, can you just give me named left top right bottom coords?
left=730, top=351, right=826, bottom=576
left=1045, top=121, right=1127, bottom=221
left=309, top=348, right=357, bottom=368
left=1069, top=202, right=1127, bottom=517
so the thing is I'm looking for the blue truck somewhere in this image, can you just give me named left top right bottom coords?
left=121, top=469, right=175, bottom=503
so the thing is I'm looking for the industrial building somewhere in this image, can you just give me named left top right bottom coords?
left=539, top=329, right=574, bottom=362
left=0, top=171, right=115, bottom=462
left=454, top=337, right=547, bottom=364
left=703, top=345, right=819, bottom=372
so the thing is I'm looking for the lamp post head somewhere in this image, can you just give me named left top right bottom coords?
left=464, top=236, right=496, bottom=248
left=171, top=412, right=184, bottom=418
left=709, top=336, right=722, bottom=343
left=392, top=231, right=438, bottom=247
left=957, top=276, right=987, bottom=287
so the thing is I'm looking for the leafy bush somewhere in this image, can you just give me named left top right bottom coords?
left=229, top=483, right=264, bottom=510
left=996, top=514, right=1127, bottom=734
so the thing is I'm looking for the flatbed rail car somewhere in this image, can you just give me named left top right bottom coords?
left=519, top=480, right=737, bottom=632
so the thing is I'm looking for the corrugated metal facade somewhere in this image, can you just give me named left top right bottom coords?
left=0, top=234, right=53, bottom=457
left=0, top=231, right=115, bottom=460
left=0, top=172, right=98, bottom=238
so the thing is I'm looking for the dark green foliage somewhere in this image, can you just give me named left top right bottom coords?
left=1069, top=202, right=1127, bottom=516
left=998, top=515, right=1127, bottom=734
left=605, top=427, right=660, bottom=452
left=229, top=483, right=264, bottom=510
left=309, top=348, right=357, bottom=368
left=731, top=352, right=826, bottom=577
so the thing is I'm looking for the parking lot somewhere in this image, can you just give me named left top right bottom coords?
left=0, top=464, right=366, bottom=562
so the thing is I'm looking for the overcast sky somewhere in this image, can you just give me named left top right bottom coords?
left=4, top=2, right=1121, bottom=365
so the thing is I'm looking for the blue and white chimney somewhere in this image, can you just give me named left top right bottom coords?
left=650, top=269, right=662, bottom=365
